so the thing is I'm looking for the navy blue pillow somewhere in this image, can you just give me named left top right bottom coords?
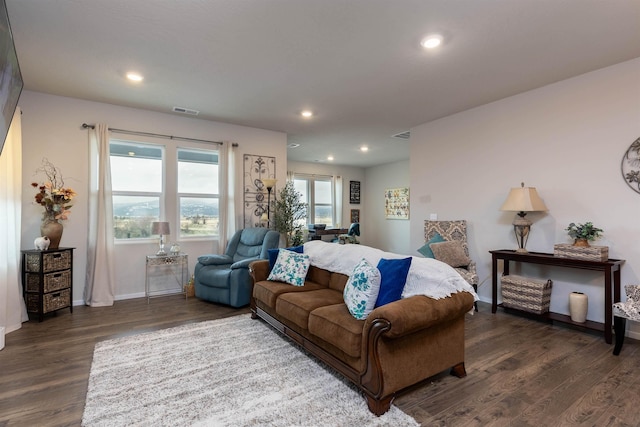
left=268, top=245, right=304, bottom=270
left=374, top=257, right=412, bottom=307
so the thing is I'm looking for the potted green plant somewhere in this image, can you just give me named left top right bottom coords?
left=565, top=222, right=603, bottom=247
left=272, top=181, right=307, bottom=247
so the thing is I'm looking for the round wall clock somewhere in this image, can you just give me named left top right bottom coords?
left=621, top=137, right=640, bottom=194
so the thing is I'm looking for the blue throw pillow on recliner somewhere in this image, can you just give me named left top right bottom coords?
left=374, top=257, right=412, bottom=307
left=268, top=245, right=304, bottom=270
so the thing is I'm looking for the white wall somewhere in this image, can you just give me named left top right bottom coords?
left=287, top=161, right=367, bottom=244
left=20, top=91, right=287, bottom=303
left=363, top=160, right=411, bottom=254
left=407, top=58, right=640, bottom=331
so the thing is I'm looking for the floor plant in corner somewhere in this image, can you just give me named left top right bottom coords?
left=272, top=181, right=307, bottom=246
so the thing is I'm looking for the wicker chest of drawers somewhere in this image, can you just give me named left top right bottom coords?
left=21, top=247, right=74, bottom=322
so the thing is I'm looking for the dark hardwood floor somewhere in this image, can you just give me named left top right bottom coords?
left=1, top=299, right=637, bottom=426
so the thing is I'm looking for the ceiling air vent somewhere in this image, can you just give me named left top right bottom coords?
left=172, top=106, right=200, bottom=116
left=392, top=130, right=411, bottom=140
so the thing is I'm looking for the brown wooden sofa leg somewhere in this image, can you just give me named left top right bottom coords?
left=366, top=394, right=393, bottom=416
left=450, top=362, right=467, bottom=378
left=613, top=316, right=626, bottom=356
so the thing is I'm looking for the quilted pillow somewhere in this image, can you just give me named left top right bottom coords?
left=430, top=241, right=470, bottom=268
left=343, top=258, right=382, bottom=320
left=267, top=248, right=310, bottom=286
left=417, top=233, right=445, bottom=258
left=375, top=257, right=412, bottom=307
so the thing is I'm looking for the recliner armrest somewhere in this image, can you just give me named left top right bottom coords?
left=231, top=258, right=258, bottom=270
left=197, top=254, right=233, bottom=266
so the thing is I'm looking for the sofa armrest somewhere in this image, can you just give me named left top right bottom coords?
left=249, top=259, right=270, bottom=282
left=365, top=291, right=474, bottom=339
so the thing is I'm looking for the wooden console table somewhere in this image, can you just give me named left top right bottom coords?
left=490, top=249, right=625, bottom=344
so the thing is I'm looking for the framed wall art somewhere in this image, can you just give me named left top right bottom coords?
left=621, top=136, right=640, bottom=195
left=243, top=154, right=275, bottom=227
left=349, top=180, right=361, bottom=204
left=384, top=187, right=410, bottom=220
left=350, top=209, right=360, bottom=224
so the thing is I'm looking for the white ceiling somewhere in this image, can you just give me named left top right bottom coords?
left=6, top=0, right=640, bottom=167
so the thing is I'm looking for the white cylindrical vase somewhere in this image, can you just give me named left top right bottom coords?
left=569, top=292, right=588, bottom=323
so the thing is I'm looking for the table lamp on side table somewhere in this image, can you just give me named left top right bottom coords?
left=151, top=221, right=170, bottom=255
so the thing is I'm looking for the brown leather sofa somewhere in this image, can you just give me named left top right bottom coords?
left=249, top=259, right=475, bottom=415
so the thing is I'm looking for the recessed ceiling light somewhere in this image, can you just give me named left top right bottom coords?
left=420, top=34, right=443, bottom=49
left=126, top=72, right=144, bottom=82
left=288, top=143, right=301, bottom=148
left=301, top=110, right=313, bottom=118
left=360, top=146, right=369, bottom=152
left=327, top=155, right=334, bottom=161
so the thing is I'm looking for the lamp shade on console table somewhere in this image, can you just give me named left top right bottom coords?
left=500, top=183, right=547, bottom=253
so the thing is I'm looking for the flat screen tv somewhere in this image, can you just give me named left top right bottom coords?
left=0, top=0, right=22, bottom=157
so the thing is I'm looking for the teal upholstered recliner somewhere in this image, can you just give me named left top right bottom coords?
left=194, top=228, right=280, bottom=307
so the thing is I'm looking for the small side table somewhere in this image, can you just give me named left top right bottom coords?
left=145, top=253, right=189, bottom=303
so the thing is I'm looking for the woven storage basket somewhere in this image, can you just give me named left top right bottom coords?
left=501, top=274, right=552, bottom=314
left=553, top=243, right=608, bottom=262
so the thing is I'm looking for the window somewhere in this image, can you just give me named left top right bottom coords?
left=177, top=148, right=219, bottom=237
left=294, top=174, right=335, bottom=226
left=110, top=141, right=162, bottom=239
left=110, top=140, right=220, bottom=240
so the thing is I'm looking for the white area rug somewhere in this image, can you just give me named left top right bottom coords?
left=82, top=315, right=418, bottom=426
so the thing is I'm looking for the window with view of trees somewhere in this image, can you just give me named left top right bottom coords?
left=110, top=140, right=220, bottom=240
left=293, top=174, right=334, bottom=226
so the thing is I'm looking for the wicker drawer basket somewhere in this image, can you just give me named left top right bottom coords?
left=501, top=274, right=552, bottom=314
left=25, top=270, right=71, bottom=293
left=24, top=250, right=72, bottom=273
left=26, top=289, right=71, bottom=314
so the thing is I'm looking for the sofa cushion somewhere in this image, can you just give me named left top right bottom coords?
left=417, top=233, right=445, bottom=258
left=343, top=258, right=381, bottom=320
left=306, top=265, right=331, bottom=287
left=276, top=289, right=344, bottom=330
left=375, top=257, right=412, bottom=307
left=308, top=304, right=364, bottom=358
left=253, top=280, right=325, bottom=309
left=329, top=271, right=349, bottom=292
left=430, top=241, right=470, bottom=268
left=267, top=249, right=310, bottom=286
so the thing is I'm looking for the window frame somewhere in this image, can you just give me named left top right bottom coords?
left=293, top=173, right=336, bottom=227
left=109, top=138, right=221, bottom=243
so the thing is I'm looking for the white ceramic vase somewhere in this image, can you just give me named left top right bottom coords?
left=569, top=292, right=588, bottom=323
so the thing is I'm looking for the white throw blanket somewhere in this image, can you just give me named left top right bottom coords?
left=303, top=241, right=479, bottom=302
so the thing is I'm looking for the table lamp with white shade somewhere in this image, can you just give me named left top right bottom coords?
left=500, top=183, right=547, bottom=253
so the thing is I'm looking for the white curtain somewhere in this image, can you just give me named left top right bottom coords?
left=0, top=108, right=28, bottom=342
left=218, top=141, right=236, bottom=251
left=335, top=175, right=343, bottom=228
left=84, top=124, right=116, bottom=306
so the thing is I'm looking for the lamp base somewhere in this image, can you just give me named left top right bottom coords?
left=513, top=214, right=532, bottom=253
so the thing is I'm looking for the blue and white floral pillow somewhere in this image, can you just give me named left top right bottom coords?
left=267, top=248, right=311, bottom=286
left=343, top=258, right=381, bottom=320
